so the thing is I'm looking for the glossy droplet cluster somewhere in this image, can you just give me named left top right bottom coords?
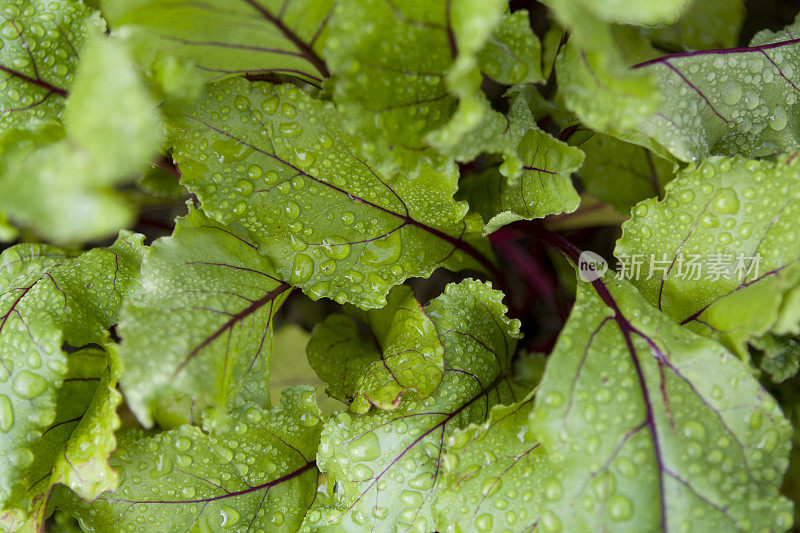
left=303, top=280, right=522, bottom=531
left=617, top=155, right=800, bottom=350
left=63, top=388, right=322, bottom=533
left=118, top=209, right=289, bottom=430
left=0, top=234, right=144, bottom=522
left=169, top=77, right=480, bottom=309
left=434, top=397, right=548, bottom=532
left=533, top=280, right=793, bottom=532
left=323, top=0, right=457, bottom=173
left=640, top=23, right=800, bottom=161
left=0, top=0, right=103, bottom=132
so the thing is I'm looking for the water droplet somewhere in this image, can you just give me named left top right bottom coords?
left=290, top=254, right=314, bottom=283
left=235, top=179, right=254, bottom=195
left=283, top=200, right=300, bottom=219
left=13, top=371, right=47, bottom=399
left=348, top=432, right=381, bottom=462
left=322, top=236, right=351, bottom=260
left=219, top=505, right=240, bottom=528
left=475, top=513, right=493, bottom=532
left=234, top=95, right=250, bottom=112
left=720, top=81, right=741, bottom=106
left=0, top=395, right=13, bottom=432
left=361, top=230, right=402, bottom=267
left=768, top=105, right=788, bottom=131
left=609, top=494, right=634, bottom=521
left=712, top=188, right=740, bottom=215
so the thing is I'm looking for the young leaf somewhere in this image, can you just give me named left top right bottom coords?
left=432, top=395, right=549, bottom=532
left=1, top=347, right=122, bottom=532
left=452, top=85, right=582, bottom=232
left=0, top=36, right=162, bottom=244
left=615, top=155, right=800, bottom=353
left=167, top=77, right=492, bottom=309
left=323, top=0, right=506, bottom=174
left=0, top=0, right=104, bottom=134
left=634, top=14, right=800, bottom=161
left=101, top=0, right=333, bottom=93
left=308, top=285, right=444, bottom=413
left=303, top=280, right=522, bottom=531
left=533, top=277, right=793, bottom=531
left=552, top=13, right=660, bottom=136
left=0, top=232, right=145, bottom=522
left=56, top=387, right=322, bottom=532
left=118, top=208, right=291, bottom=430
left=479, top=10, right=544, bottom=86
left=574, top=132, right=673, bottom=214
left=754, top=334, right=800, bottom=383
left=460, top=131, right=583, bottom=234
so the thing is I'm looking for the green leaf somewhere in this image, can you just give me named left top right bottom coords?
left=118, top=208, right=291, bottom=430
left=457, top=87, right=583, bottom=232
left=634, top=14, right=800, bottom=162
left=62, top=35, right=161, bottom=179
left=167, top=77, right=492, bottom=309
left=0, top=232, right=145, bottom=523
left=573, top=132, right=673, bottom=214
left=303, top=279, right=522, bottom=531
left=551, top=8, right=660, bottom=136
left=101, top=0, right=333, bottom=95
left=645, top=0, right=746, bottom=51
left=1, top=347, right=122, bottom=532
left=533, top=277, right=793, bottom=532
left=323, top=0, right=505, bottom=174
left=0, top=0, right=104, bottom=134
left=308, top=285, right=444, bottom=413
left=56, top=387, right=322, bottom=533
left=754, top=334, right=800, bottom=383
left=0, top=36, right=162, bottom=244
left=615, top=155, right=800, bottom=354
left=432, top=395, right=549, bottom=532
left=479, top=10, right=544, bottom=86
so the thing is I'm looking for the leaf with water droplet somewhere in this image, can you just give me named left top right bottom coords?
left=102, top=0, right=333, bottom=97
left=433, top=395, right=549, bottom=532
left=0, top=34, right=162, bottom=244
left=0, top=0, right=103, bottom=135
left=534, top=277, right=792, bottom=531
left=549, top=5, right=661, bottom=136
left=1, top=346, right=123, bottom=532
left=167, top=77, right=492, bottom=309
left=308, top=285, right=444, bottom=413
left=634, top=14, right=800, bottom=161
left=56, top=387, right=322, bottom=533
left=478, top=10, right=544, bottom=86
left=118, top=208, right=291, bottom=431
left=458, top=86, right=583, bottom=232
left=303, top=280, right=522, bottom=531
left=0, top=232, right=145, bottom=526
left=616, top=155, right=800, bottom=354
left=323, top=0, right=520, bottom=175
